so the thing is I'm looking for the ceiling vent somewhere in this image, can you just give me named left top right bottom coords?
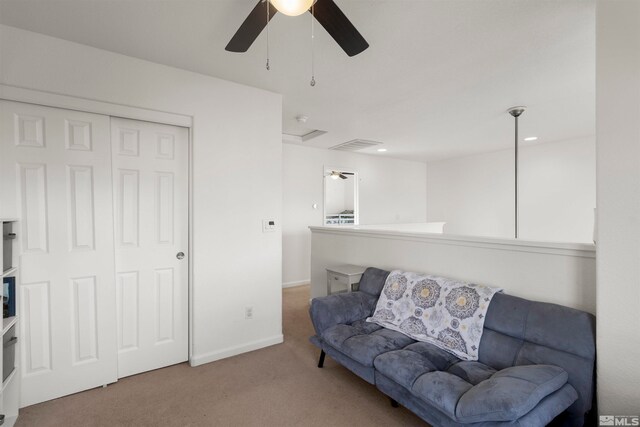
left=282, top=130, right=327, bottom=143
left=329, top=139, right=382, bottom=152
left=298, top=130, right=327, bottom=141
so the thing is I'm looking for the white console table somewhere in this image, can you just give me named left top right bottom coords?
left=326, top=264, right=366, bottom=295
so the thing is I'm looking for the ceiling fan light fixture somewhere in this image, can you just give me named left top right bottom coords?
left=330, top=171, right=340, bottom=180
left=270, top=0, right=314, bottom=16
left=226, top=0, right=369, bottom=58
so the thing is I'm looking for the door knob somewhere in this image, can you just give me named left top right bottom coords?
left=176, top=252, right=185, bottom=260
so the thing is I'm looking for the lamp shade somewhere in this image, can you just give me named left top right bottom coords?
left=270, top=0, right=314, bottom=16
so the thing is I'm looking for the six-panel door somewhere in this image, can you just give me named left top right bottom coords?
left=0, top=100, right=118, bottom=406
left=0, top=101, right=190, bottom=406
left=110, top=118, right=189, bottom=378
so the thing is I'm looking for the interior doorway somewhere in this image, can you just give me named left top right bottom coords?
left=111, top=117, right=189, bottom=378
left=323, top=167, right=359, bottom=226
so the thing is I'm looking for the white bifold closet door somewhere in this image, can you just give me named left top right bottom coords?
left=0, top=101, right=118, bottom=407
left=110, top=118, right=189, bottom=378
left=0, top=101, right=189, bottom=406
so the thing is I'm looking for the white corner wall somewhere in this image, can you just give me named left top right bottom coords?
left=0, top=25, right=283, bottom=365
left=282, top=143, right=427, bottom=286
left=427, top=137, right=596, bottom=243
left=596, top=0, right=640, bottom=413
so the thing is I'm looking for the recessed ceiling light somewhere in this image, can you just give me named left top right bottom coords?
left=377, top=148, right=387, bottom=152
left=524, top=137, right=538, bottom=142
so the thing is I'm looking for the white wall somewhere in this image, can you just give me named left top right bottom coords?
left=596, top=0, right=640, bottom=414
left=427, top=137, right=596, bottom=243
left=0, top=25, right=283, bottom=366
left=282, top=143, right=427, bottom=286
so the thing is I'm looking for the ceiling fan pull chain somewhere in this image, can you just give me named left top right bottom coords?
left=266, top=0, right=271, bottom=70
left=310, top=2, right=316, bottom=86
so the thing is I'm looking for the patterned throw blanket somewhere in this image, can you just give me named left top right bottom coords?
left=367, top=270, right=502, bottom=361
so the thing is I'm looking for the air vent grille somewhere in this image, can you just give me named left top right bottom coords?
left=329, top=139, right=383, bottom=152
left=300, top=130, right=327, bottom=141
left=282, top=130, right=327, bottom=143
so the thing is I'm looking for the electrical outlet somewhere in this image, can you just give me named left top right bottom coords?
left=245, top=306, right=253, bottom=320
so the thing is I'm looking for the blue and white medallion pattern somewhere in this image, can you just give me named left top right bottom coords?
left=367, top=270, right=502, bottom=360
left=383, top=272, right=408, bottom=301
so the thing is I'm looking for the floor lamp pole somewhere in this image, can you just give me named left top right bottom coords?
left=508, top=106, right=526, bottom=239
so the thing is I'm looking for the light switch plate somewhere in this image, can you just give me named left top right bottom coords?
left=262, top=219, right=276, bottom=233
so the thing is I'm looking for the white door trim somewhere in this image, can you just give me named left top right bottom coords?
left=0, top=84, right=192, bottom=127
left=0, top=84, right=196, bottom=367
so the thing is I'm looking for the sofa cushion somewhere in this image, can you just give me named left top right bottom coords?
left=446, top=361, right=497, bottom=385
left=310, top=291, right=379, bottom=336
left=358, top=267, right=391, bottom=297
left=456, top=365, right=570, bottom=422
left=373, top=349, right=438, bottom=390
left=414, top=371, right=473, bottom=418
left=479, top=292, right=595, bottom=417
left=401, top=341, right=461, bottom=370
left=376, top=341, right=571, bottom=424
left=374, top=341, right=461, bottom=390
left=322, top=319, right=415, bottom=367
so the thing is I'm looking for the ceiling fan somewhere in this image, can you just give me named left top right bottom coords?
left=328, top=171, right=354, bottom=180
left=225, top=0, right=369, bottom=57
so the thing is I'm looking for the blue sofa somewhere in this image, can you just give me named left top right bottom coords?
left=309, top=267, right=596, bottom=426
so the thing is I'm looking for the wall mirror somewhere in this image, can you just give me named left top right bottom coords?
left=323, top=167, right=359, bottom=226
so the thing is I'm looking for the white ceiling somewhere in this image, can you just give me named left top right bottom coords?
left=0, top=0, right=595, bottom=162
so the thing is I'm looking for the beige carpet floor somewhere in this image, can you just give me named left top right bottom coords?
left=16, top=285, right=426, bottom=427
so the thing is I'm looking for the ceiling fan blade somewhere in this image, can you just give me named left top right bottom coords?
left=341, top=172, right=354, bottom=175
left=225, top=0, right=278, bottom=53
left=339, top=174, right=348, bottom=179
left=312, top=0, right=369, bottom=57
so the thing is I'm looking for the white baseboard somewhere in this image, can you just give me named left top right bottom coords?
left=283, top=280, right=309, bottom=288
left=282, top=279, right=310, bottom=288
left=189, top=334, right=284, bottom=367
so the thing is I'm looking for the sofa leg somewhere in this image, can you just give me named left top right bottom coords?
left=317, top=350, right=326, bottom=368
left=389, top=398, right=399, bottom=408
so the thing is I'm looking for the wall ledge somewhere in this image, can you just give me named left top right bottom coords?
left=309, top=226, right=596, bottom=258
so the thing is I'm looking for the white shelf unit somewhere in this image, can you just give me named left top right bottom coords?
left=1, top=219, right=19, bottom=426
left=1, top=319, right=16, bottom=338
left=0, top=269, right=16, bottom=280
left=325, top=213, right=355, bottom=225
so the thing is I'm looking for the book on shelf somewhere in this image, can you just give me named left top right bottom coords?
left=3, top=276, right=16, bottom=318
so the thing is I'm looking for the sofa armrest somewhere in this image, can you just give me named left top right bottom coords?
left=456, top=365, right=572, bottom=423
left=309, top=291, right=378, bottom=336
